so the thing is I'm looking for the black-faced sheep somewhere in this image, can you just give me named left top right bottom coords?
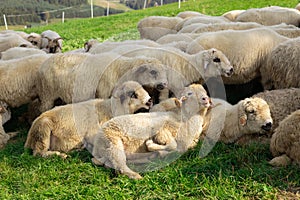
left=40, top=30, right=63, bottom=53
left=24, top=81, right=152, bottom=158
left=269, top=110, right=300, bottom=167
left=260, top=37, right=300, bottom=90
left=91, top=84, right=210, bottom=179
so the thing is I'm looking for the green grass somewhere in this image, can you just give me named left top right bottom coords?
left=1, top=0, right=300, bottom=199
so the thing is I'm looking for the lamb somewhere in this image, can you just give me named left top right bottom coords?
left=137, top=16, right=183, bottom=41
left=104, top=46, right=233, bottom=96
left=91, top=83, right=211, bottom=179
left=0, top=33, right=36, bottom=53
left=260, top=37, right=300, bottom=90
left=0, top=101, right=18, bottom=149
left=235, top=6, right=300, bottom=27
left=40, top=30, right=63, bottom=53
left=37, top=52, right=168, bottom=112
left=269, top=110, right=300, bottom=167
left=0, top=47, right=46, bottom=60
left=201, top=97, right=273, bottom=147
left=0, top=54, right=51, bottom=108
left=24, top=81, right=152, bottom=158
left=186, top=28, right=288, bottom=84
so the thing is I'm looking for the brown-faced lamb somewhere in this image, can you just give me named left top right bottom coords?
left=186, top=28, right=288, bottom=85
left=235, top=6, right=300, bottom=27
left=137, top=16, right=183, bottom=41
left=37, top=52, right=168, bottom=113
left=260, top=37, right=300, bottom=90
left=24, top=81, right=152, bottom=158
left=269, top=110, right=300, bottom=167
left=91, top=84, right=210, bottom=179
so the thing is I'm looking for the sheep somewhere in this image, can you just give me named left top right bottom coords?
left=37, top=52, right=168, bottom=113
left=201, top=97, right=273, bottom=146
left=89, top=39, right=160, bottom=54
left=222, top=10, right=245, bottom=21
left=269, top=110, right=300, bottom=167
left=0, top=33, right=36, bottom=53
left=91, top=83, right=210, bottom=179
left=186, top=28, right=288, bottom=85
left=137, top=16, right=183, bottom=41
left=0, top=54, right=51, bottom=108
left=0, top=101, right=18, bottom=149
left=235, top=6, right=300, bottom=27
left=296, top=3, right=300, bottom=11
left=260, top=37, right=300, bottom=90
left=27, top=32, right=42, bottom=48
left=176, top=11, right=204, bottom=19
left=0, top=47, right=46, bottom=60
left=65, top=39, right=100, bottom=54
left=104, top=46, right=233, bottom=97
left=40, top=30, right=63, bottom=53
left=24, top=81, right=152, bottom=158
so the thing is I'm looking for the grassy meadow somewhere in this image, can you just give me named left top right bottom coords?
left=1, top=0, right=300, bottom=199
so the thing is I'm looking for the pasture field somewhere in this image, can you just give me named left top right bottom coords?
left=1, top=0, right=300, bottom=199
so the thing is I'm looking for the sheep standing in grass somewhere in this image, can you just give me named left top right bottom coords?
left=0, top=47, right=46, bottom=60
left=137, top=16, right=183, bottom=41
left=186, top=28, right=288, bottom=85
left=202, top=97, right=273, bottom=144
left=91, top=84, right=210, bottom=179
left=37, top=53, right=168, bottom=112
left=0, top=33, right=36, bottom=53
left=25, top=81, right=152, bottom=158
left=0, top=101, right=18, bottom=149
left=269, top=110, right=300, bottom=167
left=260, top=37, right=300, bottom=90
left=40, top=30, right=63, bottom=53
left=0, top=54, right=51, bottom=108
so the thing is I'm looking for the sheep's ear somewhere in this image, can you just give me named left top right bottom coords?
left=239, top=115, right=247, bottom=126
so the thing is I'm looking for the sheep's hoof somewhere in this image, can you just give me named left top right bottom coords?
left=269, top=155, right=291, bottom=167
left=127, top=172, right=142, bottom=180
left=7, top=131, right=18, bottom=139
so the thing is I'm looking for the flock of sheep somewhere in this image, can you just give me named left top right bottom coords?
left=0, top=4, right=300, bottom=179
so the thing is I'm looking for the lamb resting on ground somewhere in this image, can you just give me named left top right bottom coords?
left=269, top=110, right=300, bottom=167
left=24, top=81, right=152, bottom=158
left=91, top=84, right=210, bottom=179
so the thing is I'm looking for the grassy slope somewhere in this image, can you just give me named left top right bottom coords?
left=1, top=0, right=300, bottom=199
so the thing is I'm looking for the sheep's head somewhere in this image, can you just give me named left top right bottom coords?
left=180, top=84, right=210, bottom=117
left=27, top=33, right=42, bottom=48
left=44, top=37, right=63, bottom=53
left=112, top=81, right=152, bottom=115
left=133, top=64, right=168, bottom=91
left=202, top=48, right=234, bottom=78
left=238, top=97, right=273, bottom=134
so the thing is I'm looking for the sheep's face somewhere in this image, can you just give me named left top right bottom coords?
left=27, top=33, right=42, bottom=48
left=203, top=48, right=234, bottom=78
left=133, top=64, right=168, bottom=91
left=113, top=81, right=152, bottom=115
left=46, top=38, right=62, bottom=54
left=180, top=84, right=210, bottom=117
left=238, top=97, right=273, bottom=134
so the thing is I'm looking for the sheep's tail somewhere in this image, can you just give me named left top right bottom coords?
left=24, top=116, right=53, bottom=155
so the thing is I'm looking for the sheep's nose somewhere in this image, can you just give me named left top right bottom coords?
left=226, top=68, right=234, bottom=76
left=156, top=82, right=167, bottom=90
left=146, top=98, right=153, bottom=108
left=261, top=122, right=272, bottom=131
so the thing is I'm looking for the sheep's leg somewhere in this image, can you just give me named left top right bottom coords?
left=146, top=138, right=177, bottom=152
left=269, top=154, right=291, bottom=167
left=126, top=151, right=170, bottom=164
left=39, top=151, right=68, bottom=159
left=159, top=88, right=169, bottom=102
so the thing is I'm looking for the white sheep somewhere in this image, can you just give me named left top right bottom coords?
left=137, top=16, right=183, bottom=41
left=0, top=101, right=18, bottom=149
left=186, top=28, right=288, bottom=84
left=260, top=37, right=300, bottom=90
left=269, top=110, right=300, bottom=167
left=201, top=97, right=273, bottom=146
left=40, top=30, right=63, bottom=53
left=222, top=10, right=245, bottom=21
left=37, top=52, right=168, bottom=112
left=24, top=81, right=152, bottom=158
left=0, top=54, right=51, bottom=108
left=0, top=33, right=36, bottom=53
left=1, top=47, right=46, bottom=60
left=91, top=84, right=210, bottom=179
left=235, top=6, right=300, bottom=26
left=176, top=11, right=204, bottom=19
left=27, top=32, right=42, bottom=48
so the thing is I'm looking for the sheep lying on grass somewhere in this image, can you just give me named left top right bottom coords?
left=91, top=84, right=210, bottom=179
left=269, top=110, right=300, bottom=167
left=260, top=37, right=300, bottom=90
left=202, top=97, right=273, bottom=145
left=0, top=101, right=18, bottom=149
left=37, top=52, right=167, bottom=113
left=25, top=81, right=152, bottom=158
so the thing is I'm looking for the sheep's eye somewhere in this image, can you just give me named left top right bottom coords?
left=187, top=92, right=193, bottom=96
left=128, top=91, right=137, bottom=99
left=248, top=109, right=255, bottom=114
left=150, top=70, right=157, bottom=76
left=213, top=57, right=221, bottom=63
